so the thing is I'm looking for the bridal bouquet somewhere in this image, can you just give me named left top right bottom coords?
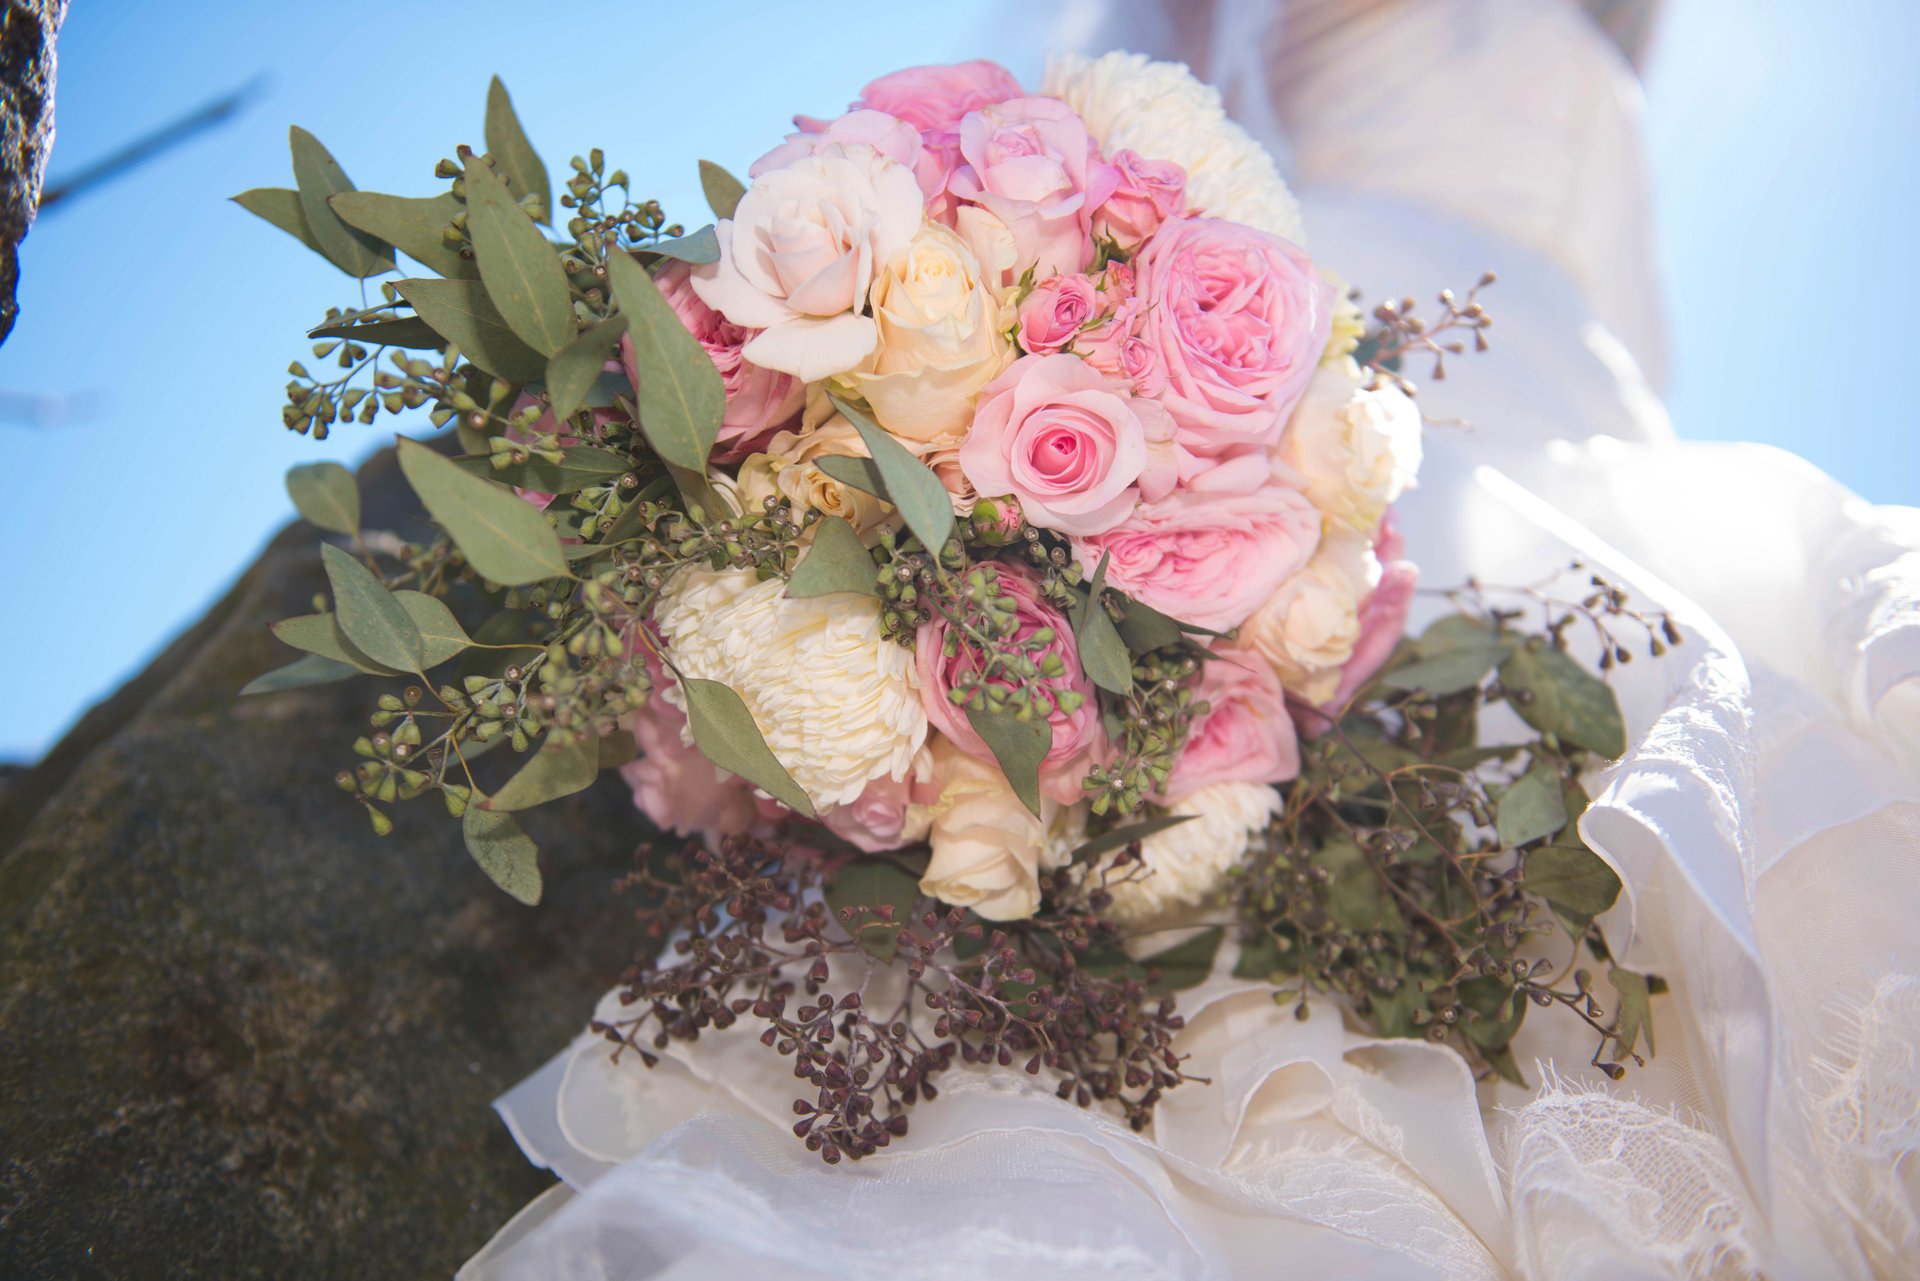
left=240, top=55, right=1675, bottom=1161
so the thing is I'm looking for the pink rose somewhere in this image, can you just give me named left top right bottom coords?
left=622, top=689, right=761, bottom=848
left=752, top=109, right=956, bottom=216
left=1016, top=274, right=1100, bottom=355
left=1133, top=216, right=1333, bottom=455
left=640, top=265, right=802, bottom=462
left=854, top=60, right=1024, bottom=133
left=915, top=562, right=1101, bottom=804
left=820, top=756, right=936, bottom=854
left=1316, top=559, right=1418, bottom=722
left=1075, top=296, right=1168, bottom=398
left=1164, top=650, right=1300, bottom=802
left=948, top=98, right=1118, bottom=281
left=1073, top=484, right=1322, bottom=632
left=959, top=354, right=1176, bottom=537
left=1094, top=149, right=1187, bottom=248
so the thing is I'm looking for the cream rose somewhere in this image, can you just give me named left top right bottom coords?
left=1042, top=51, right=1305, bottom=245
left=1239, top=525, right=1383, bottom=703
left=919, top=738, right=1082, bottom=921
left=691, top=144, right=924, bottom=381
left=1092, top=782, right=1281, bottom=924
left=654, top=567, right=927, bottom=809
left=839, top=222, right=1010, bottom=447
left=1276, top=361, right=1423, bottom=533
left=735, top=414, right=894, bottom=537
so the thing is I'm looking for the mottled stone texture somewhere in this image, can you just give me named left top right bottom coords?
left=0, top=448, right=641, bottom=1278
left=0, top=0, right=64, bottom=344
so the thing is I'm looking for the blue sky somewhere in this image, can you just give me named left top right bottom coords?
left=1, top=0, right=1913, bottom=760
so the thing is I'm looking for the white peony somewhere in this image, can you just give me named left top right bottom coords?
left=1093, top=782, right=1281, bottom=924
left=1240, top=524, right=1382, bottom=703
left=691, top=144, right=924, bottom=382
left=1043, top=51, right=1306, bottom=245
left=653, top=567, right=926, bottom=809
left=1277, top=360, right=1424, bottom=533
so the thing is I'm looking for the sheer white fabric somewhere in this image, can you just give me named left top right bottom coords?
left=462, top=2, right=1920, bottom=1276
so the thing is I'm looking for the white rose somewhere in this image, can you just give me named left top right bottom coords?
left=1240, top=525, right=1382, bottom=703
left=1092, top=782, right=1281, bottom=924
left=1042, top=51, right=1306, bottom=245
left=654, top=567, right=926, bottom=809
left=1277, top=361, right=1423, bottom=533
left=920, top=738, right=1080, bottom=921
left=691, top=144, right=924, bottom=381
left=839, top=221, right=1011, bottom=447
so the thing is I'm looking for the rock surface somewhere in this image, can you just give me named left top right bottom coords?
left=0, top=0, right=66, bottom=345
left=0, top=447, right=643, bottom=1278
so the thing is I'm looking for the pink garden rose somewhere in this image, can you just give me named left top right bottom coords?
left=1163, top=650, right=1300, bottom=802
left=959, top=354, right=1176, bottom=536
left=640, top=264, right=802, bottom=462
left=915, top=561, right=1101, bottom=804
left=1072, top=484, right=1322, bottom=632
left=622, top=689, right=760, bottom=848
left=1093, top=149, right=1187, bottom=248
left=853, top=60, right=1024, bottom=133
left=1016, top=274, right=1099, bottom=354
left=1133, top=216, right=1333, bottom=455
left=753, top=109, right=957, bottom=216
left=1076, top=296, right=1168, bottom=399
left=948, top=98, right=1118, bottom=282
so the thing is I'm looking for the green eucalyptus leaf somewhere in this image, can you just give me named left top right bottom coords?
left=1522, top=841, right=1622, bottom=920
left=1318, top=834, right=1405, bottom=933
left=462, top=806, right=542, bottom=905
left=830, top=394, right=952, bottom=554
left=322, top=544, right=425, bottom=673
left=786, top=515, right=880, bottom=598
left=606, top=250, right=724, bottom=472
left=1069, top=814, right=1195, bottom=862
left=288, top=127, right=393, bottom=277
left=1458, top=976, right=1527, bottom=1054
left=463, top=161, right=574, bottom=355
left=1609, top=967, right=1657, bottom=1057
left=269, top=612, right=401, bottom=675
left=1496, top=762, right=1569, bottom=849
left=231, top=187, right=324, bottom=256
left=1071, top=553, right=1133, bottom=696
left=963, top=701, right=1050, bottom=819
left=546, top=316, right=627, bottom=425
left=394, top=591, right=471, bottom=668
left=393, top=277, right=546, bottom=382
left=1232, top=928, right=1299, bottom=982
left=1116, top=596, right=1184, bottom=655
left=455, top=446, right=633, bottom=495
left=698, top=160, right=746, bottom=219
left=639, top=225, right=720, bottom=264
left=239, top=652, right=359, bottom=696
left=1382, top=644, right=1510, bottom=695
left=815, top=454, right=885, bottom=497
left=285, top=461, right=359, bottom=536
left=396, top=438, right=568, bottom=586
left=328, top=191, right=473, bottom=278
left=484, top=77, right=551, bottom=223
left=1140, top=927, right=1224, bottom=994
left=482, top=733, right=597, bottom=811
left=596, top=731, right=637, bottom=770
left=306, top=316, right=445, bottom=349
left=824, top=859, right=921, bottom=962
left=1500, top=641, right=1629, bottom=758
left=680, top=677, right=815, bottom=817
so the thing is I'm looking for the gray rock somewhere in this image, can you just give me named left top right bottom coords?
left=0, top=447, right=646, bottom=1278
left=0, top=0, right=66, bottom=345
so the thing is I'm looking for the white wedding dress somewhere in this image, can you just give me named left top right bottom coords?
left=461, top=2, right=1920, bottom=1276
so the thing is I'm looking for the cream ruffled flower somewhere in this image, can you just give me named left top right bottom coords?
left=653, top=567, right=926, bottom=809
left=735, top=414, right=894, bottom=537
left=1239, top=524, right=1383, bottom=703
left=838, top=221, right=1011, bottom=448
left=1093, top=782, right=1281, bottom=924
left=919, top=738, right=1085, bottom=921
left=1042, top=51, right=1306, bottom=245
left=1276, top=361, right=1423, bottom=533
